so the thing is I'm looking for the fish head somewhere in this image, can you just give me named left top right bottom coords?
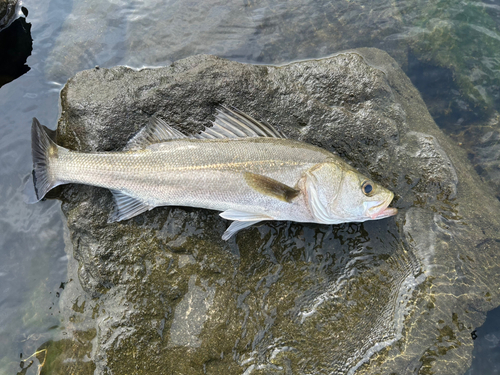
left=304, top=161, right=398, bottom=224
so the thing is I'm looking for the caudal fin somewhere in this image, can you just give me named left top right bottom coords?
left=29, top=118, right=60, bottom=202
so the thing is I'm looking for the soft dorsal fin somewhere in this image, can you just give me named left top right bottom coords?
left=194, top=106, right=287, bottom=140
left=244, top=172, right=299, bottom=203
left=124, top=116, right=187, bottom=151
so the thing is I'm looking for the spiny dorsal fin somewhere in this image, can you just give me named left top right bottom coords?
left=124, top=116, right=187, bottom=151
left=108, top=190, right=154, bottom=222
left=194, top=106, right=287, bottom=140
left=244, top=172, right=299, bottom=203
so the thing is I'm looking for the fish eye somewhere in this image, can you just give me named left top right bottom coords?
left=362, top=181, right=373, bottom=196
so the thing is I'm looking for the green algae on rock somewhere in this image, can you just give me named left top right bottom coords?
left=46, top=49, right=500, bottom=374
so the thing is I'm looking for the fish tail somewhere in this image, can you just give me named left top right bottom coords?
left=28, top=118, right=63, bottom=202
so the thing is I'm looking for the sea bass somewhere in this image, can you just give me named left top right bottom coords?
left=29, top=107, right=397, bottom=240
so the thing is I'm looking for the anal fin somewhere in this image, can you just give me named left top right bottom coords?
left=109, top=190, right=154, bottom=222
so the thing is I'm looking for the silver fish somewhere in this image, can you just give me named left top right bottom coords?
left=29, top=107, right=397, bottom=240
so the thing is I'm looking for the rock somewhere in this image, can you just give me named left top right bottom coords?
left=0, top=0, right=18, bottom=31
left=0, top=15, right=32, bottom=88
left=51, top=49, right=500, bottom=374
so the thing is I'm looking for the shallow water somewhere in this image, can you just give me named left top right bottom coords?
left=0, top=0, right=499, bottom=373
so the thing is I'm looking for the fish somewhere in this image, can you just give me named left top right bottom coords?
left=28, top=106, right=398, bottom=240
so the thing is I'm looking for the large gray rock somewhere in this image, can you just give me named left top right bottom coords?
left=50, top=49, right=500, bottom=374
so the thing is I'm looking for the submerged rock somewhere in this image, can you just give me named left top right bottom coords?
left=50, top=49, right=500, bottom=374
left=448, top=111, right=500, bottom=201
left=400, top=0, right=500, bottom=121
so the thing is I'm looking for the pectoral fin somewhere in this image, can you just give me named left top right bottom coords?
left=244, top=172, right=299, bottom=203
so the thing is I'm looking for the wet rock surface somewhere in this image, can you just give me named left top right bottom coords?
left=53, top=49, right=500, bottom=374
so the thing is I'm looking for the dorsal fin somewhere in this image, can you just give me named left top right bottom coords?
left=194, top=106, right=287, bottom=140
left=124, top=116, right=187, bottom=151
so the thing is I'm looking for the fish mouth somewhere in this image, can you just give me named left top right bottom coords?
left=368, top=197, right=398, bottom=220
